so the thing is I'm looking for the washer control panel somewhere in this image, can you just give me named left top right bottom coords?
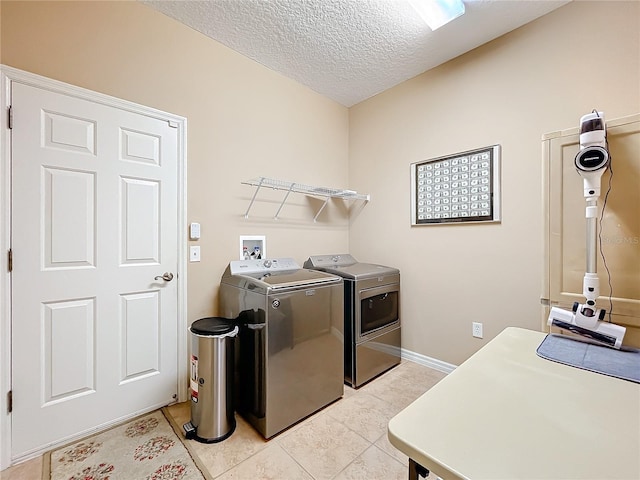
left=229, top=257, right=300, bottom=275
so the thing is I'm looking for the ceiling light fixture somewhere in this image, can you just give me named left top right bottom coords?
left=408, top=0, right=466, bottom=31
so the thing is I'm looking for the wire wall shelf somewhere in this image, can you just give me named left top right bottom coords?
left=241, top=176, right=370, bottom=221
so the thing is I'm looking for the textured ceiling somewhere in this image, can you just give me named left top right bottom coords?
left=143, top=0, right=570, bottom=106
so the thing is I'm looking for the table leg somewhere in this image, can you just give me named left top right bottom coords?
left=409, top=458, right=430, bottom=480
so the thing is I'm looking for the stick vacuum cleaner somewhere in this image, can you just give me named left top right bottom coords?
left=547, top=111, right=626, bottom=349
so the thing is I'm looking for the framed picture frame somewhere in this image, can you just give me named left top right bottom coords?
left=410, top=145, right=501, bottom=225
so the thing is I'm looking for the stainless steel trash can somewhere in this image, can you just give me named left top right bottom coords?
left=183, top=317, right=238, bottom=443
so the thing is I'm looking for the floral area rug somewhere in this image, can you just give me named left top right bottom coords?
left=44, top=409, right=208, bottom=480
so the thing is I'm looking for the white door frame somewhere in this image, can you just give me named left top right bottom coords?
left=0, top=65, right=188, bottom=470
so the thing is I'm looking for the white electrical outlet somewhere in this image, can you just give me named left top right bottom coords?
left=472, top=322, right=483, bottom=338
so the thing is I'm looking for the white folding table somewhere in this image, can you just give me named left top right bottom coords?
left=388, top=327, right=640, bottom=480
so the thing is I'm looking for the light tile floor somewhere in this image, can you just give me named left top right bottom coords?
left=1, top=360, right=445, bottom=480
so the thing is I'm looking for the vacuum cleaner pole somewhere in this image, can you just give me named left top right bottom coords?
left=585, top=199, right=597, bottom=275
left=547, top=111, right=626, bottom=349
left=574, top=198, right=605, bottom=328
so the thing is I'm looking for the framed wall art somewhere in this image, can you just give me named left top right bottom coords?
left=410, top=145, right=501, bottom=225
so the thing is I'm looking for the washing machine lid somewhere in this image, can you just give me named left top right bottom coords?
left=222, top=258, right=341, bottom=290
left=254, top=269, right=339, bottom=289
left=305, top=254, right=399, bottom=280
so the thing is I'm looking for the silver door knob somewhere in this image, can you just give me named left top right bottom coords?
left=154, top=272, right=174, bottom=282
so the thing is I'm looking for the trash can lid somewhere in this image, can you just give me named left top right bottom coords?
left=191, top=317, right=236, bottom=336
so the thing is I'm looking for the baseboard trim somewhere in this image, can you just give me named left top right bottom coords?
left=401, top=348, right=457, bottom=375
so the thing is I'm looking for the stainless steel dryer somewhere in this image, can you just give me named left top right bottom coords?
left=219, top=258, right=343, bottom=438
left=304, top=254, right=401, bottom=388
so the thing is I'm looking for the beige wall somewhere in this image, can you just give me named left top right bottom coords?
left=349, top=0, right=640, bottom=365
left=1, top=1, right=350, bottom=323
left=2, top=1, right=639, bottom=367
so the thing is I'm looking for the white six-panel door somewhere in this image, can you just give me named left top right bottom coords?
left=10, top=81, right=181, bottom=459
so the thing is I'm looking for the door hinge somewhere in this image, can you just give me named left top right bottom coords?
left=168, top=120, right=178, bottom=128
left=7, top=391, right=12, bottom=414
left=7, top=249, right=12, bottom=272
left=8, top=106, right=13, bottom=130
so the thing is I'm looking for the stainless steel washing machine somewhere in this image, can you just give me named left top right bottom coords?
left=219, top=258, right=344, bottom=438
left=304, top=254, right=401, bottom=388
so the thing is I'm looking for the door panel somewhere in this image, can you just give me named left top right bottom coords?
left=43, top=167, right=96, bottom=268
left=120, top=291, right=160, bottom=382
left=43, top=298, right=95, bottom=403
left=11, top=82, right=179, bottom=458
left=121, top=177, right=160, bottom=263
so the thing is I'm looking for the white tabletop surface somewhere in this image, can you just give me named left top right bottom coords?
left=388, top=327, right=640, bottom=480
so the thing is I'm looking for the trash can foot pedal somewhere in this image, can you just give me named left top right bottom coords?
left=183, top=422, right=196, bottom=440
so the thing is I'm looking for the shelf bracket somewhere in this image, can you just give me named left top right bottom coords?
left=274, top=183, right=295, bottom=219
left=244, top=177, right=265, bottom=218
left=313, top=198, right=331, bottom=222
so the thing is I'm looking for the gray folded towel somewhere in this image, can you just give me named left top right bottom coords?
left=537, top=334, right=640, bottom=383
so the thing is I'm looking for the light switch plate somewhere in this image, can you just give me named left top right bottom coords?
left=190, top=246, right=201, bottom=262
